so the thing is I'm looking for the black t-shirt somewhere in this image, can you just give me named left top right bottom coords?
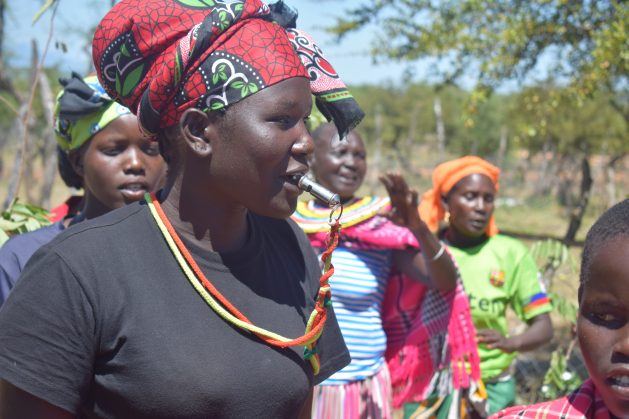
left=0, top=202, right=349, bottom=418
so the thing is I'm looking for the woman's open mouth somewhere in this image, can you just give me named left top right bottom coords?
left=337, top=173, right=359, bottom=185
left=119, top=183, right=149, bottom=199
left=283, top=173, right=306, bottom=195
left=469, top=219, right=488, bottom=229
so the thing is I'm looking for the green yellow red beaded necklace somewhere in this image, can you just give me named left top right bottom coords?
left=145, top=192, right=340, bottom=374
left=293, top=196, right=390, bottom=233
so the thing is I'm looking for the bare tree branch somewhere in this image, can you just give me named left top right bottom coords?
left=3, top=1, right=59, bottom=209
left=38, top=69, right=57, bottom=208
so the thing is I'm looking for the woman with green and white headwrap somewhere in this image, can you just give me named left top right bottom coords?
left=0, top=72, right=166, bottom=306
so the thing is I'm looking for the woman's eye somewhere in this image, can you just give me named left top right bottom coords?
left=587, top=311, right=623, bottom=328
left=143, top=144, right=161, bottom=156
left=273, top=116, right=295, bottom=128
left=101, top=147, right=122, bottom=156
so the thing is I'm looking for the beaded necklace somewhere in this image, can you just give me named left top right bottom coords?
left=145, top=192, right=340, bottom=374
left=293, top=196, right=390, bottom=233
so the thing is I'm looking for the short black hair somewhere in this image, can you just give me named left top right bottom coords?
left=56, top=146, right=83, bottom=189
left=580, top=199, right=629, bottom=287
left=311, top=122, right=338, bottom=145
left=156, top=109, right=226, bottom=183
left=156, top=125, right=181, bottom=166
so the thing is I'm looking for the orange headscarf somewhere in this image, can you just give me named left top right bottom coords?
left=418, top=156, right=500, bottom=236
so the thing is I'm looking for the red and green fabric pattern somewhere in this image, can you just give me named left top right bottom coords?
left=92, top=0, right=363, bottom=137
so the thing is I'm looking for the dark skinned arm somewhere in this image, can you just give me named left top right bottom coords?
left=380, top=172, right=457, bottom=293
left=0, top=379, right=75, bottom=419
left=476, top=312, right=553, bottom=353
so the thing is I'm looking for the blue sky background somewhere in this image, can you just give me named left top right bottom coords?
left=4, top=0, right=416, bottom=86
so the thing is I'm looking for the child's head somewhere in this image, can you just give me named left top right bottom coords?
left=577, top=199, right=629, bottom=418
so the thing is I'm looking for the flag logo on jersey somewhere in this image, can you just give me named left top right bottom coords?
left=489, top=270, right=505, bottom=288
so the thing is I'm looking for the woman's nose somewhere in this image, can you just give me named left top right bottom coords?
left=343, top=153, right=357, bottom=168
left=124, top=148, right=145, bottom=174
left=292, top=123, right=315, bottom=156
left=612, top=324, right=629, bottom=362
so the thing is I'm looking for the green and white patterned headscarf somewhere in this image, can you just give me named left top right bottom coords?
left=54, top=72, right=132, bottom=151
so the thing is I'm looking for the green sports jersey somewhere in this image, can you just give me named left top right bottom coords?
left=448, top=234, right=552, bottom=380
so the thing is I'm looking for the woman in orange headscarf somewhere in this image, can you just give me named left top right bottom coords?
left=417, top=156, right=554, bottom=415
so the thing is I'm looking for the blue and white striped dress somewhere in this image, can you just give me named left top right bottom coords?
left=319, top=246, right=393, bottom=385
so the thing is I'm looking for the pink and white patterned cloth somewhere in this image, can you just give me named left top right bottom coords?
left=491, top=379, right=612, bottom=419
left=301, top=209, right=481, bottom=409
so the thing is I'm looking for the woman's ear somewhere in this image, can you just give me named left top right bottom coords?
left=180, top=108, right=214, bottom=158
left=67, top=150, right=84, bottom=177
left=440, top=195, right=449, bottom=212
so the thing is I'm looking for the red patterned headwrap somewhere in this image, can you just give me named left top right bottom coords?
left=92, top=0, right=364, bottom=138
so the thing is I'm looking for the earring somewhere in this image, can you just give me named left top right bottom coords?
left=444, top=211, right=450, bottom=224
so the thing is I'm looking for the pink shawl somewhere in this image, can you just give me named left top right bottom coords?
left=294, top=204, right=480, bottom=408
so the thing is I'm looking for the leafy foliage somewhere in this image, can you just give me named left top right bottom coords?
left=510, top=85, right=628, bottom=156
left=526, top=238, right=583, bottom=402
left=539, top=342, right=584, bottom=401
left=0, top=199, right=52, bottom=245
left=329, top=0, right=629, bottom=158
left=530, top=239, right=574, bottom=274
left=330, top=1, right=628, bottom=95
left=549, top=292, right=578, bottom=325
left=347, top=82, right=511, bottom=160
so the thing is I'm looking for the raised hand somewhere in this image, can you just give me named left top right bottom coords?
left=378, top=171, right=423, bottom=231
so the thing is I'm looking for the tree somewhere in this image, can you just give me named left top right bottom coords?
left=1, top=0, right=62, bottom=209
left=329, top=1, right=628, bottom=110
left=509, top=83, right=627, bottom=243
left=330, top=0, right=629, bottom=241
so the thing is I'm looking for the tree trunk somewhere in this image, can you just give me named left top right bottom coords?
left=0, top=0, right=4, bottom=60
left=4, top=105, right=30, bottom=209
left=556, top=156, right=574, bottom=207
left=3, top=40, right=39, bottom=210
left=23, top=147, right=36, bottom=203
left=434, top=96, right=446, bottom=162
left=534, top=139, right=555, bottom=196
left=403, top=102, right=420, bottom=177
left=0, top=0, right=20, bottom=102
left=563, top=156, right=593, bottom=245
left=393, top=124, right=413, bottom=175
left=605, top=154, right=624, bottom=209
left=497, top=126, right=508, bottom=169
left=38, top=70, right=57, bottom=208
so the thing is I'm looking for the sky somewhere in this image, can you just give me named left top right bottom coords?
left=4, top=0, right=413, bottom=86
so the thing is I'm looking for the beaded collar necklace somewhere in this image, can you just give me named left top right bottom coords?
left=293, top=196, right=390, bottom=233
left=145, top=192, right=340, bottom=374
